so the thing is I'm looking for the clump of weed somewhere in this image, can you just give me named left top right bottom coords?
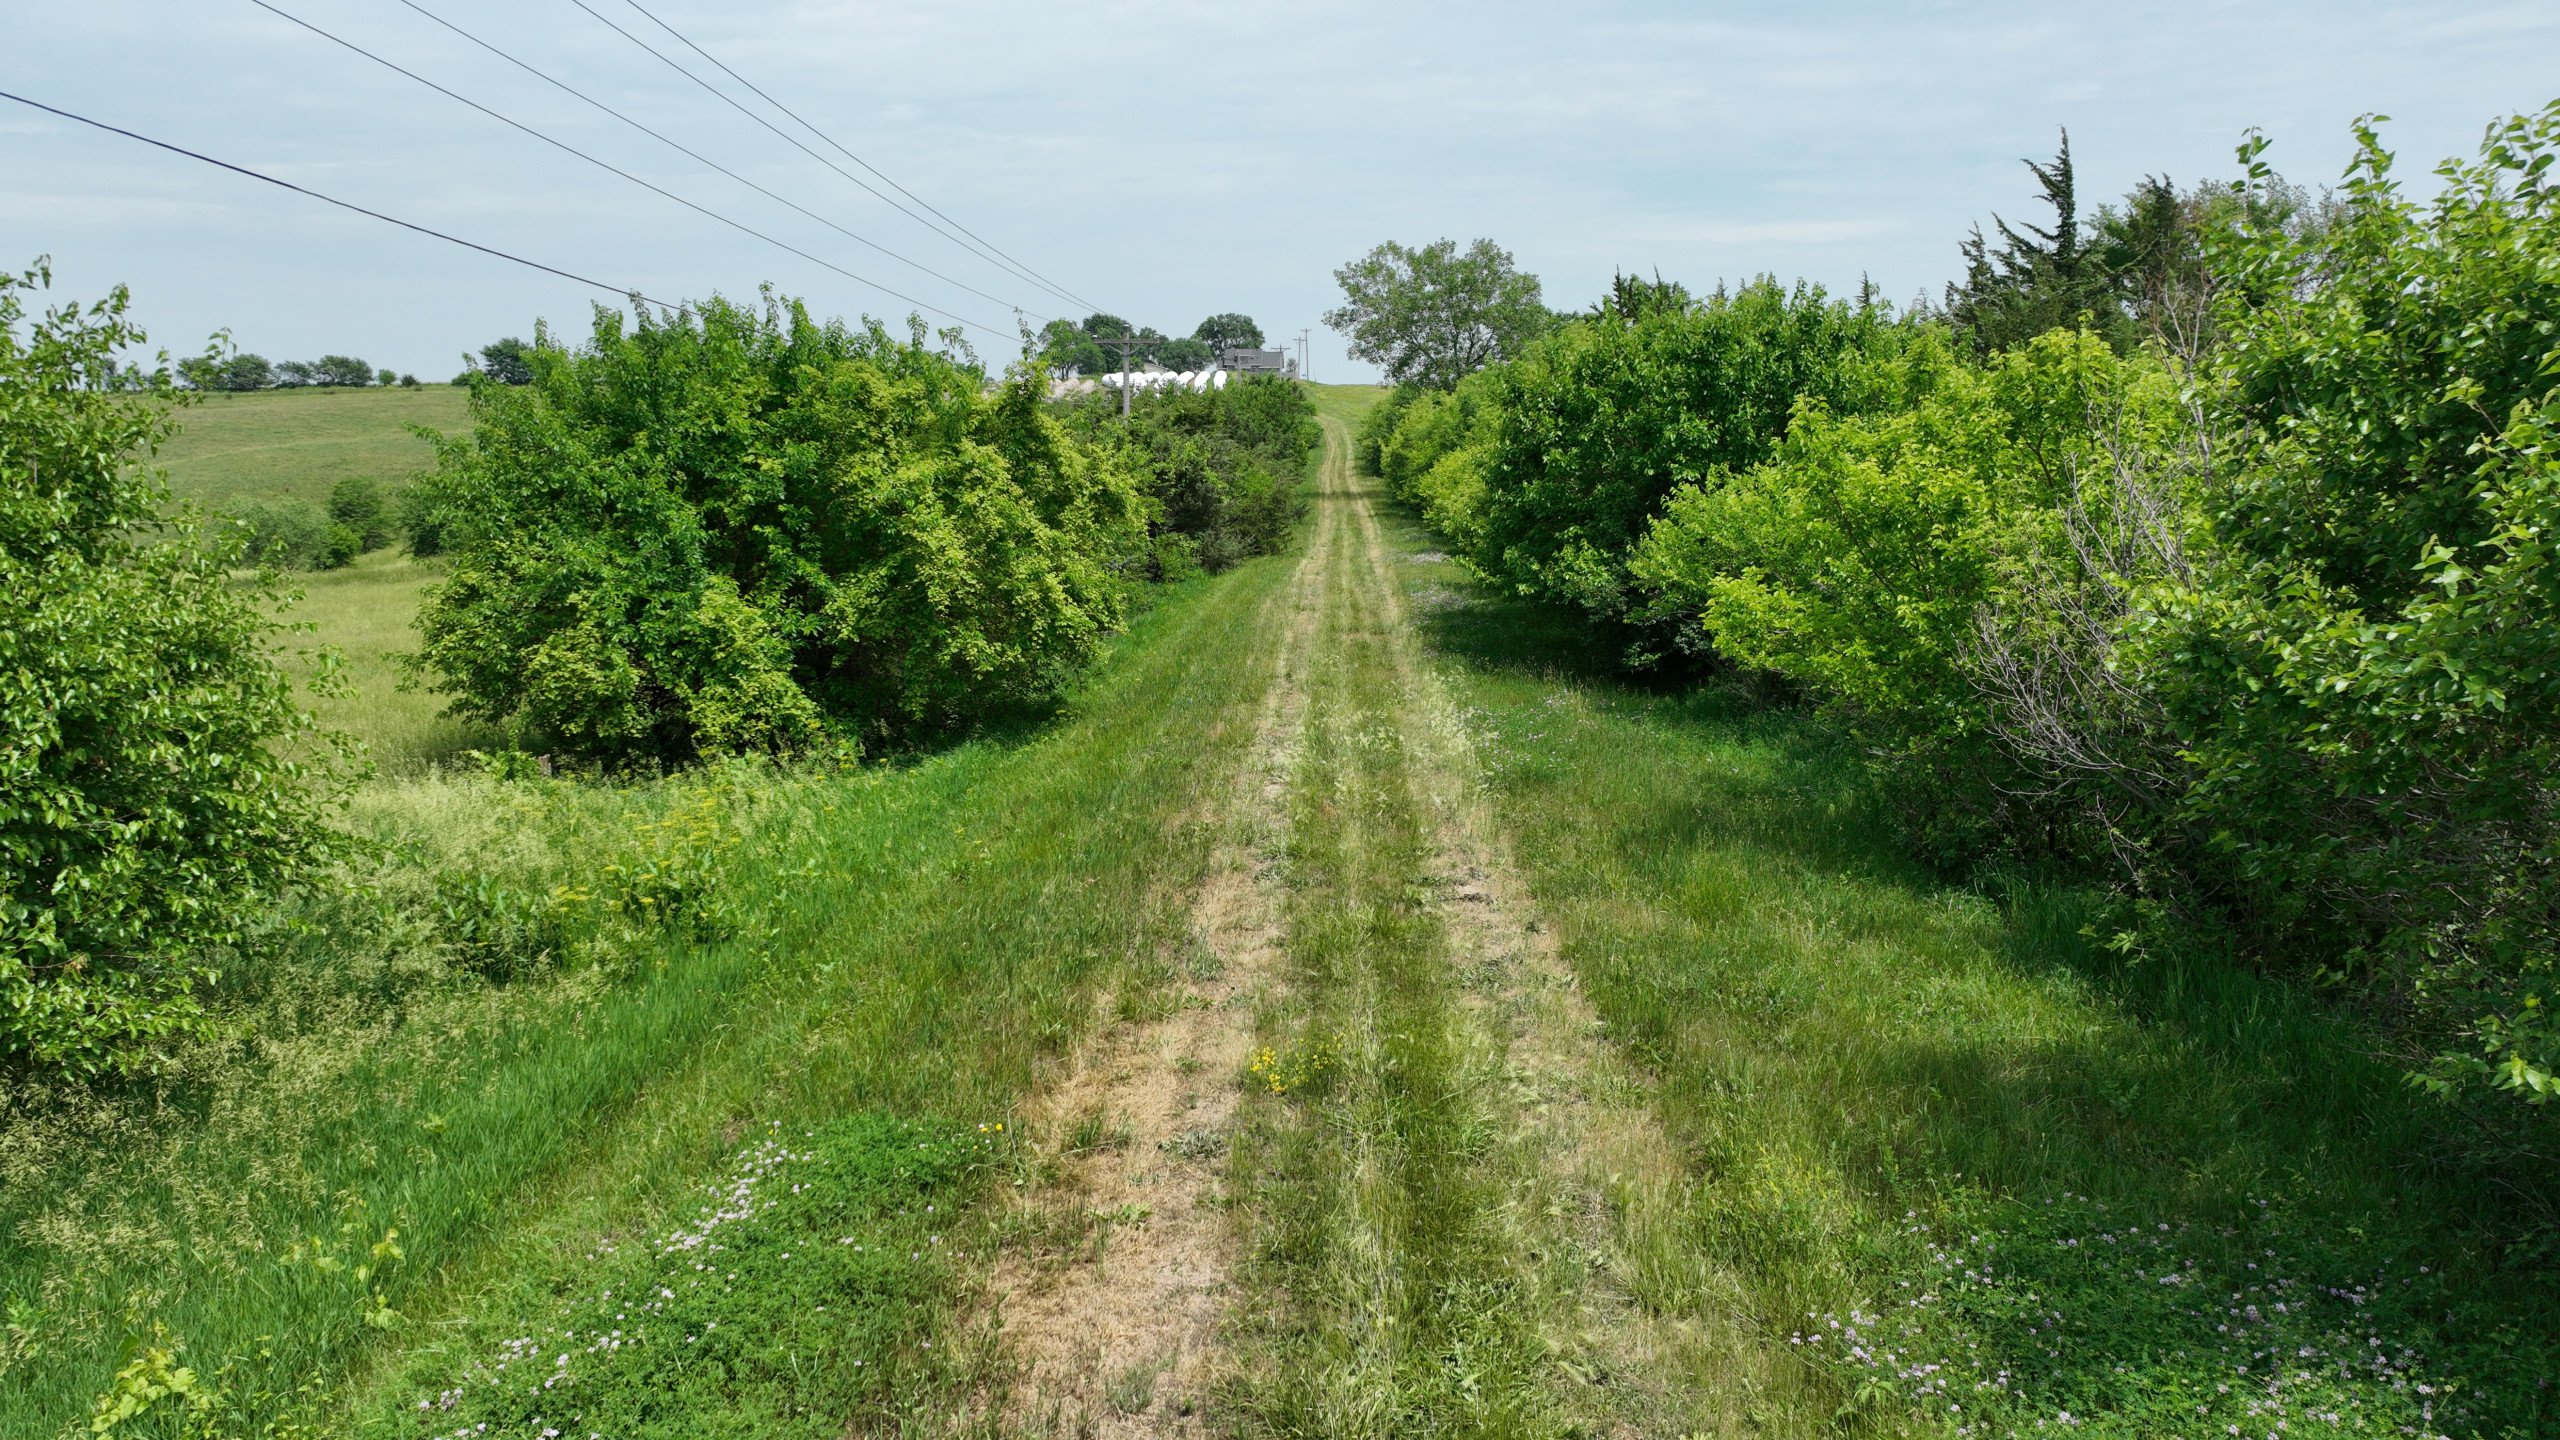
left=418, top=1114, right=992, bottom=1437
left=1247, top=1032, right=1342, bottom=1097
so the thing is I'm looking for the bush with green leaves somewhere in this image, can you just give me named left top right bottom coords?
left=1463, top=278, right=1905, bottom=631
left=1057, top=375, right=1317, bottom=575
left=326, top=475, right=397, bottom=552
left=227, top=497, right=358, bottom=570
left=0, top=261, right=350, bottom=1077
left=1633, top=328, right=2186, bottom=857
left=2149, top=108, right=2560, bottom=1099
left=415, top=294, right=1151, bottom=764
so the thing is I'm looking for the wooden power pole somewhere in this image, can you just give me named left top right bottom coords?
left=1095, top=333, right=1145, bottom=418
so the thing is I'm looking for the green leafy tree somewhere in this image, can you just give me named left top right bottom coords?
left=314, top=354, right=374, bottom=388
left=416, top=292, right=1150, bottom=763
left=474, top=337, right=533, bottom=386
left=2155, top=109, right=2560, bottom=1099
left=399, top=372, right=419, bottom=388
left=1156, top=337, right=1213, bottom=371
left=1325, top=238, right=1550, bottom=390
left=328, top=476, right=396, bottom=552
left=1464, top=277, right=1902, bottom=630
left=218, top=352, right=274, bottom=391
left=1192, top=312, right=1263, bottom=353
left=376, top=367, right=397, bottom=388
left=0, top=261, right=349, bottom=1076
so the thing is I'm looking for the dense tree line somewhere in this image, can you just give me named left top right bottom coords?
left=1354, top=105, right=2560, bottom=1106
left=180, top=351, right=417, bottom=391
left=0, top=269, right=1316, bottom=1077
left=1035, top=311, right=1264, bottom=376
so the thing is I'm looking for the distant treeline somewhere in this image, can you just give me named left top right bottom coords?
left=1354, top=108, right=2560, bottom=1109
left=180, top=352, right=418, bottom=390
left=1036, top=310, right=1266, bottom=375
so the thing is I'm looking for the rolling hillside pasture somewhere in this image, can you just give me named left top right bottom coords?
left=158, top=384, right=467, bottom=509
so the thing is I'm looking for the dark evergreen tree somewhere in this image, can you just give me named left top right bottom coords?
left=1946, top=130, right=2119, bottom=353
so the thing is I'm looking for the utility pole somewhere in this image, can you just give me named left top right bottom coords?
left=1094, top=333, right=1145, bottom=418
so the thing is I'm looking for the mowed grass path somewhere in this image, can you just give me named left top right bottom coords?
left=158, top=385, right=465, bottom=509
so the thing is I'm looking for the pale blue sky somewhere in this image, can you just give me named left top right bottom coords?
left=6, top=2, right=2555, bottom=381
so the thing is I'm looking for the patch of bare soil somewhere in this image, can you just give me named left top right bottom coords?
left=982, top=462, right=1336, bottom=1438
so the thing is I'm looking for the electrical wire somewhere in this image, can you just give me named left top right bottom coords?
left=566, top=0, right=1092, bottom=317
left=245, top=0, right=1012, bottom=338
left=388, top=0, right=1049, bottom=323
left=616, top=0, right=1107, bottom=317
left=0, top=86, right=667, bottom=306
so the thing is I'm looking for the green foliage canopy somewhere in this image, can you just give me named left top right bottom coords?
left=0, top=262, right=348, bottom=1076
left=1464, top=277, right=1903, bottom=626
left=1325, top=237, right=1549, bottom=391
left=2160, top=109, right=2560, bottom=1098
left=1191, top=312, right=1264, bottom=352
left=415, top=293, right=1151, bottom=764
left=1057, top=375, right=1317, bottom=575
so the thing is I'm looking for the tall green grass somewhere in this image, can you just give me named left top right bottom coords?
left=0, top=547, right=1296, bottom=1436
left=280, top=548, right=493, bottom=773
left=158, top=387, right=466, bottom=510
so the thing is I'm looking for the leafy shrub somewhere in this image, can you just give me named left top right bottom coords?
left=397, top=473, right=453, bottom=557
left=416, top=294, right=1150, bottom=763
left=326, top=475, right=397, bottom=552
left=0, top=261, right=350, bottom=1077
left=1633, top=329, right=2184, bottom=855
left=429, top=868, right=589, bottom=981
left=2153, top=109, right=2560, bottom=1099
left=1464, top=277, right=1905, bottom=631
left=1374, top=368, right=1504, bottom=552
left=228, top=498, right=358, bottom=570
left=1057, top=375, right=1318, bottom=575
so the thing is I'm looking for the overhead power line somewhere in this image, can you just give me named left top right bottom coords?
left=616, top=0, right=1107, bottom=317
left=387, top=0, right=1049, bottom=324
left=568, top=0, right=1096, bottom=317
left=245, top=0, right=1011, bottom=338
left=0, top=87, right=666, bottom=306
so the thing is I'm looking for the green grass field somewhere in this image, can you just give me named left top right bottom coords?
left=282, top=549, right=495, bottom=772
left=158, top=385, right=467, bottom=509
left=5, top=386, right=2547, bottom=1438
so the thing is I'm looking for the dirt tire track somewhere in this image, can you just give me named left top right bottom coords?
left=983, top=436, right=1342, bottom=1438
left=1330, top=424, right=1753, bottom=1433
